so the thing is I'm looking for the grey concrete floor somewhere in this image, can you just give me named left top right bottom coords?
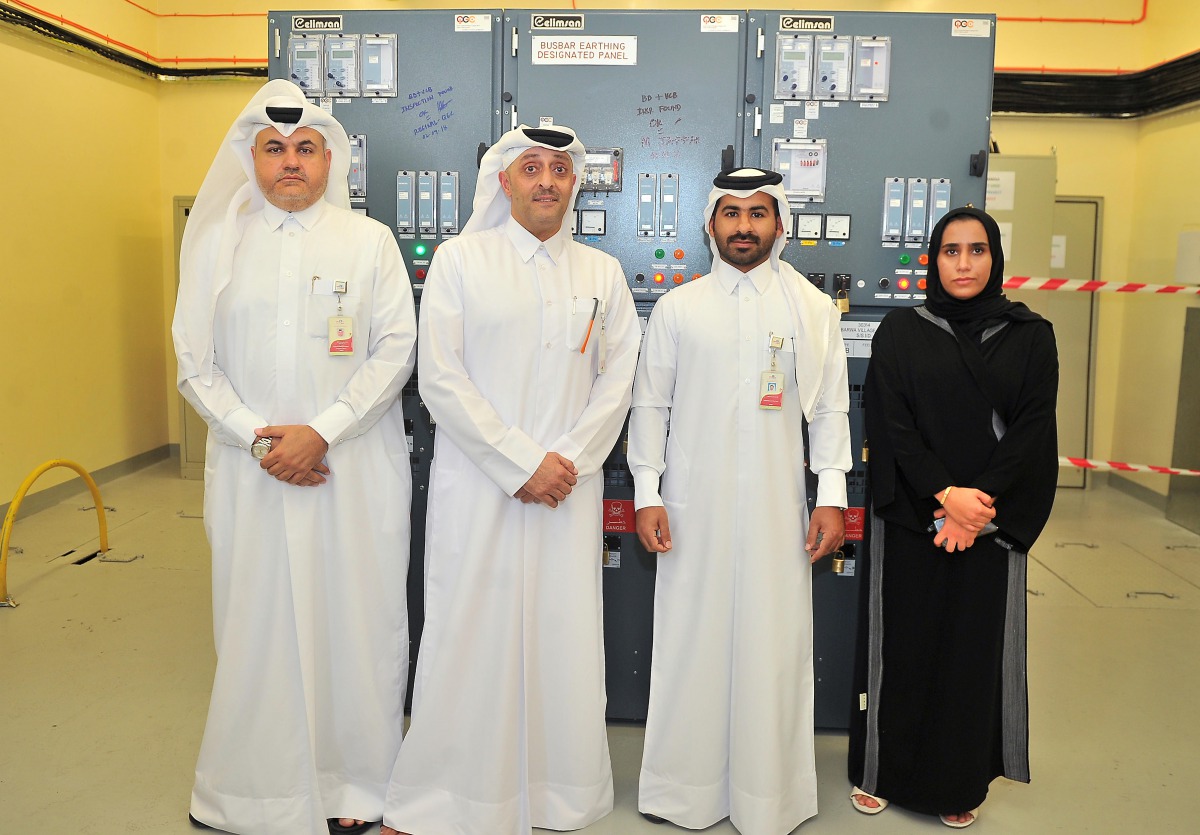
left=1, top=460, right=1197, bottom=833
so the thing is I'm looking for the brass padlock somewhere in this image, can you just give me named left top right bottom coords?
left=836, top=289, right=850, bottom=314
left=861, top=439, right=869, bottom=463
left=832, top=550, right=845, bottom=574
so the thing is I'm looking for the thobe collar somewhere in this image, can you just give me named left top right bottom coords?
left=713, top=256, right=775, bottom=296
left=504, top=214, right=569, bottom=265
left=262, top=198, right=328, bottom=233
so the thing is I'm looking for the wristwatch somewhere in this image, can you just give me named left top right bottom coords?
left=250, top=436, right=273, bottom=460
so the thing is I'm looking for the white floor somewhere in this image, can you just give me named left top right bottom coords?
left=1, top=460, right=1197, bottom=834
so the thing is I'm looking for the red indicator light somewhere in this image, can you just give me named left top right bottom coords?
left=673, top=273, right=684, bottom=284
left=416, top=269, right=427, bottom=280
left=918, top=253, right=929, bottom=266
left=917, top=278, right=927, bottom=290
left=653, top=272, right=666, bottom=284
left=896, top=277, right=911, bottom=291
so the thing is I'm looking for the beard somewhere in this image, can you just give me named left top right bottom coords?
left=717, top=234, right=772, bottom=269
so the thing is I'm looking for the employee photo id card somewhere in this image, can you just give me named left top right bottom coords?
left=759, top=370, right=784, bottom=409
left=328, top=316, right=354, bottom=355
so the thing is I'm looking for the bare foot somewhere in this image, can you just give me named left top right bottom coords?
left=381, top=826, right=411, bottom=835
left=852, top=793, right=883, bottom=810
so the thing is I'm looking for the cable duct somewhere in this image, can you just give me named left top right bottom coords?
left=0, top=4, right=266, bottom=79
left=994, top=52, right=1200, bottom=118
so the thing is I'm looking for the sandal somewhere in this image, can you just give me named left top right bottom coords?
left=328, top=819, right=375, bottom=835
left=939, top=809, right=979, bottom=828
left=850, top=786, right=888, bottom=815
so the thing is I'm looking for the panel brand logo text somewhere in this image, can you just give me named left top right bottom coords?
left=780, top=16, right=834, bottom=32
left=293, top=15, right=343, bottom=31
left=532, top=14, right=585, bottom=30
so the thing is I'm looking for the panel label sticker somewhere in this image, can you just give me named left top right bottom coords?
left=951, top=18, right=993, bottom=38
left=453, top=13, right=492, bottom=33
left=533, top=35, right=637, bottom=65
left=700, top=14, right=739, bottom=33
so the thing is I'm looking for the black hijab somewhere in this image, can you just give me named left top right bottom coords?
left=924, top=206, right=1044, bottom=339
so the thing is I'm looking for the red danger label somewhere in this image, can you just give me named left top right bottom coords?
left=844, top=506, right=865, bottom=541
left=603, top=499, right=635, bottom=533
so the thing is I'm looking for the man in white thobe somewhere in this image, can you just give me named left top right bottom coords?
left=173, top=80, right=416, bottom=835
left=628, top=168, right=852, bottom=834
left=381, top=125, right=639, bottom=835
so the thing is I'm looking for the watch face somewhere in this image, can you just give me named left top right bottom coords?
left=251, top=438, right=272, bottom=460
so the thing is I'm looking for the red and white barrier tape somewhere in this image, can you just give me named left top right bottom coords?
left=1005, top=276, right=1200, bottom=295
left=1060, top=456, right=1200, bottom=477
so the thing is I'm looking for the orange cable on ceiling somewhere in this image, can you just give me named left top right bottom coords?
left=997, top=0, right=1148, bottom=25
left=121, top=0, right=264, bottom=18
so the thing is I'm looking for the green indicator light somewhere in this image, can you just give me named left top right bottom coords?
left=414, top=244, right=428, bottom=257
left=654, top=248, right=666, bottom=259
left=898, top=253, right=911, bottom=265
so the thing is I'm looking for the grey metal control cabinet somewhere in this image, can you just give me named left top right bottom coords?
left=267, top=8, right=996, bottom=728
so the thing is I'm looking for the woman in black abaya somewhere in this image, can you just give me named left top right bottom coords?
left=846, top=206, right=1058, bottom=828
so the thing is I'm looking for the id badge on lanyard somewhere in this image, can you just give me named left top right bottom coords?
left=759, top=333, right=785, bottom=410
left=316, top=277, right=354, bottom=356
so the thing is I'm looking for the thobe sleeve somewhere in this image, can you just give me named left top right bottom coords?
left=868, top=316, right=956, bottom=499
left=627, top=296, right=677, bottom=510
left=807, top=306, right=852, bottom=508
left=308, top=230, right=417, bottom=445
left=547, top=269, right=641, bottom=479
left=179, top=364, right=268, bottom=450
left=417, top=243, right=548, bottom=496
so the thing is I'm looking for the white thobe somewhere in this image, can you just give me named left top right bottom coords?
left=177, top=200, right=417, bottom=835
left=628, top=258, right=850, bottom=834
left=383, top=217, right=639, bottom=835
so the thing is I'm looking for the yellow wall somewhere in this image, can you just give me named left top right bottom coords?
left=3, top=0, right=1197, bottom=501
left=0, top=23, right=166, bottom=496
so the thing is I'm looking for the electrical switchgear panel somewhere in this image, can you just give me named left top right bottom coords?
left=270, top=7, right=996, bottom=729
left=750, top=11, right=994, bottom=312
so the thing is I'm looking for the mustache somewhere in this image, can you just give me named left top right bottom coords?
left=726, top=233, right=760, bottom=244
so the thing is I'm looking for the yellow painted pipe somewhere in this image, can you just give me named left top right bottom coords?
left=1, top=459, right=110, bottom=608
